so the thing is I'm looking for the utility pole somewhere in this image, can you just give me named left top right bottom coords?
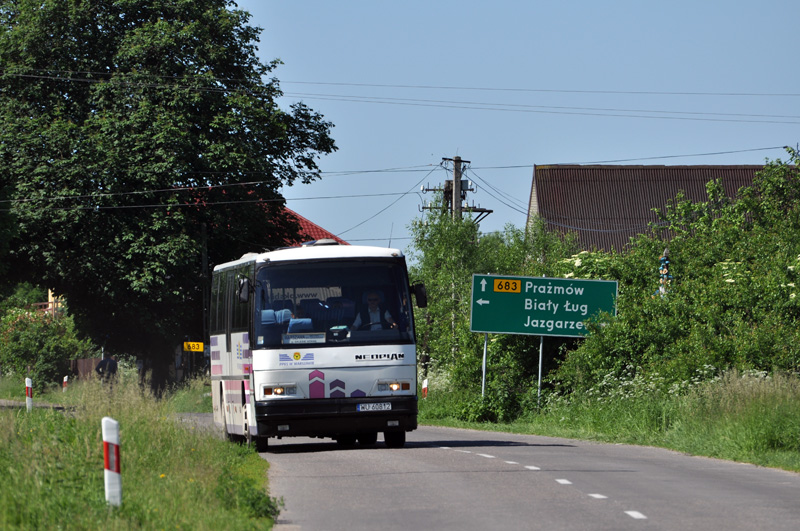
left=452, top=156, right=464, bottom=219
left=418, top=155, right=495, bottom=377
left=420, top=155, right=493, bottom=223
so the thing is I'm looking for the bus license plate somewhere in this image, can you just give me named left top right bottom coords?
left=358, top=402, right=391, bottom=412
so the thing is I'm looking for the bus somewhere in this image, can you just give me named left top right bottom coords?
left=209, top=240, right=427, bottom=450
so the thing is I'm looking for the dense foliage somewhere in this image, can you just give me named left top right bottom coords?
left=410, top=150, right=800, bottom=421
left=408, top=199, right=579, bottom=421
left=0, top=308, right=93, bottom=392
left=0, top=1, right=336, bottom=362
left=553, top=151, right=800, bottom=393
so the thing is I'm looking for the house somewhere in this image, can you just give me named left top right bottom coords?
left=526, top=165, right=761, bottom=252
left=284, top=208, right=348, bottom=245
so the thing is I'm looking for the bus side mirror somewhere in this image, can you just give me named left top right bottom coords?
left=411, top=283, right=427, bottom=308
left=237, top=277, right=250, bottom=303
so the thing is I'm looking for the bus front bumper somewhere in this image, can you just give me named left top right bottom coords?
left=254, top=395, right=417, bottom=438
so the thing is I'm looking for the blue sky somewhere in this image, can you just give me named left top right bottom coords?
left=234, top=1, right=799, bottom=250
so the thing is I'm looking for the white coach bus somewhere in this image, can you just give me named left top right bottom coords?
left=209, top=240, right=427, bottom=450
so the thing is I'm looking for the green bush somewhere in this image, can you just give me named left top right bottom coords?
left=0, top=309, right=93, bottom=392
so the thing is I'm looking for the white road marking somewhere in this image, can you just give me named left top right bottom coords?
left=441, top=444, right=650, bottom=523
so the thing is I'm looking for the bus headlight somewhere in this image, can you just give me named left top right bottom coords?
left=377, top=381, right=411, bottom=393
left=263, top=385, right=297, bottom=397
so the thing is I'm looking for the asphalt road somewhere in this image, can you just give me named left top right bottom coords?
left=264, top=425, right=800, bottom=531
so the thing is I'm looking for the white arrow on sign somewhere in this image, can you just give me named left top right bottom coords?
left=480, top=278, right=487, bottom=292
left=476, top=299, right=490, bottom=306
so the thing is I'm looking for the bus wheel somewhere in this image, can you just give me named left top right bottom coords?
left=336, top=434, right=357, bottom=447
left=357, top=432, right=378, bottom=446
left=384, top=431, right=406, bottom=448
left=255, top=436, right=268, bottom=452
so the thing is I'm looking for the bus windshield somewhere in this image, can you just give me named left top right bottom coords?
left=253, top=259, right=414, bottom=348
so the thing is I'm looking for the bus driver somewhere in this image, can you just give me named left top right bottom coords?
left=352, top=290, right=397, bottom=331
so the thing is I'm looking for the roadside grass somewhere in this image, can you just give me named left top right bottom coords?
left=419, top=369, right=800, bottom=472
left=0, top=372, right=279, bottom=529
left=165, top=376, right=213, bottom=414
left=0, top=376, right=24, bottom=400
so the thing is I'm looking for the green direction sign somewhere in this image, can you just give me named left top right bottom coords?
left=470, top=274, right=618, bottom=337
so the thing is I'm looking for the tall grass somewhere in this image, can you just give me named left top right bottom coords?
left=0, top=371, right=280, bottom=529
left=665, top=371, right=800, bottom=469
left=420, top=368, right=800, bottom=472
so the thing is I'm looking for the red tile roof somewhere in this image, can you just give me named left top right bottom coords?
left=528, top=165, right=761, bottom=252
left=284, top=208, right=348, bottom=245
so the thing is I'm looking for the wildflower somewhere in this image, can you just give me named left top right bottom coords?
left=159, top=474, right=166, bottom=479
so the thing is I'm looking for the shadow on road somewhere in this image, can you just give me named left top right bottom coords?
left=264, top=437, right=576, bottom=454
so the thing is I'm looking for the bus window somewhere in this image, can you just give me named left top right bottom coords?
left=253, top=259, right=414, bottom=348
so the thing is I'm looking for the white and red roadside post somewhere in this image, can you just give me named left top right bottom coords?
left=63, top=375, right=68, bottom=392
left=25, top=378, right=32, bottom=412
left=422, top=378, right=428, bottom=399
left=102, top=417, right=122, bottom=506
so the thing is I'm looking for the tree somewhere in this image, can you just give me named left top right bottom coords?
left=408, top=198, right=577, bottom=419
left=0, top=308, right=93, bottom=392
left=554, top=149, right=800, bottom=393
left=0, top=1, right=336, bottom=364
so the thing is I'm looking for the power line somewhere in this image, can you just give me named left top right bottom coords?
left=4, top=70, right=798, bottom=124
left=569, top=146, right=789, bottom=164
left=283, top=81, right=800, bottom=98
left=346, top=236, right=412, bottom=243
left=1, top=145, right=786, bottom=209
left=0, top=191, right=419, bottom=213
left=466, top=146, right=788, bottom=169
left=539, top=216, right=667, bottom=234
left=465, top=168, right=529, bottom=213
left=283, top=91, right=800, bottom=124
left=7, top=70, right=799, bottom=98
left=282, top=93, right=800, bottom=124
left=336, top=165, right=442, bottom=236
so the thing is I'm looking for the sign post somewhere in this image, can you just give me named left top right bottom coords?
left=102, top=417, right=122, bottom=506
left=25, top=378, right=32, bottom=412
left=470, top=274, right=618, bottom=404
left=183, top=341, right=204, bottom=376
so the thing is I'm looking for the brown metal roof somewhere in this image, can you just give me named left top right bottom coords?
left=527, top=165, right=761, bottom=252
